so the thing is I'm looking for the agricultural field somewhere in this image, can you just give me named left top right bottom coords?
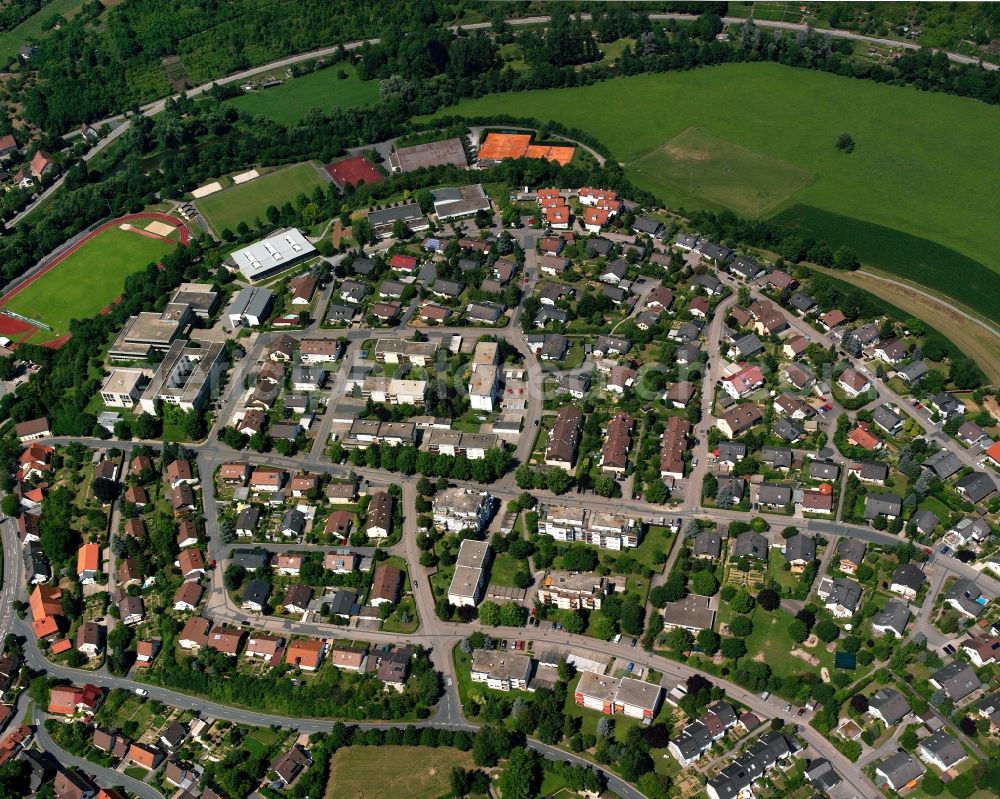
left=225, top=63, right=379, bottom=125
left=425, top=62, right=1000, bottom=318
left=325, top=745, right=476, bottom=799
left=2, top=224, right=177, bottom=339
left=0, top=0, right=84, bottom=64
left=195, top=162, right=329, bottom=235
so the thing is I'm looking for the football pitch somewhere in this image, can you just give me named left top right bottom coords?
left=3, top=225, right=176, bottom=338
left=632, top=126, right=814, bottom=216
left=195, top=162, right=328, bottom=235
left=325, top=746, right=476, bottom=799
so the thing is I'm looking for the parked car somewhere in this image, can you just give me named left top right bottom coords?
left=626, top=662, right=635, bottom=673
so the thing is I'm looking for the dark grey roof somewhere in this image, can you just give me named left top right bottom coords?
left=535, top=307, right=568, bottom=326
left=585, top=237, right=614, bottom=257
left=716, top=442, right=746, bottom=462
left=876, top=752, right=924, bottom=789
left=924, top=450, right=962, bottom=479
left=350, top=257, right=375, bottom=275
left=809, top=461, right=840, bottom=480
left=671, top=720, right=712, bottom=761
left=242, top=578, right=271, bottom=607
left=825, top=577, right=862, bottom=612
left=931, top=661, right=982, bottom=701
left=758, top=484, right=792, bottom=506
left=733, top=333, right=763, bottom=357
left=891, top=563, right=926, bottom=592
left=944, top=579, right=987, bottom=618
left=693, top=530, right=722, bottom=559
left=853, top=460, right=888, bottom=481
left=896, top=360, right=929, bottom=382
left=232, top=548, right=270, bottom=570
left=761, top=446, right=792, bottom=469
left=783, top=534, right=815, bottom=564
left=733, top=531, right=768, bottom=559
left=675, top=343, right=701, bottom=363
left=956, top=471, right=996, bottom=504
left=931, top=392, right=965, bottom=417
left=772, top=418, right=802, bottom=442
left=836, top=538, right=867, bottom=565
left=871, top=600, right=911, bottom=636
left=872, top=405, right=903, bottom=433
left=789, top=292, right=816, bottom=312
left=730, top=256, right=763, bottom=279
left=919, top=731, right=966, bottom=769
left=805, top=758, right=841, bottom=791
left=697, top=242, right=733, bottom=263
left=865, top=492, right=902, bottom=519
left=282, top=508, right=306, bottom=534
left=632, top=216, right=663, bottom=235
left=910, top=509, right=939, bottom=533
left=327, top=588, right=360, bottom=616
left=870, top=688, right=911, bottom=726
left=717, top=477, right=746, bottom=501
left=691, top=273, right=721, bottom=292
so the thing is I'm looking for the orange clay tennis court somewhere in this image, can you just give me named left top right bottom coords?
left=478, top=132, right=575, bottom=165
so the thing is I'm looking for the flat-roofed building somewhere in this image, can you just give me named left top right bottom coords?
left=139, top=340, right=227, bottom=414
left=360, top=377, right=427, bottom=406
left=471, top=650, right=533, bottom=691
left=538, top=571, right=608, bottom=611
left=539, top=504, right=586, bottom=542
left=367, top=203, right=428, bottom=238
left=109, top=303, right=192, bottom=361
left=100, top=369, right=150, bottom=409
left=432, top=488, right=493, bottom=533
left=447, top=538, right=491, bottom=607
left=433, top=184, right=492, bottom=221
left=661, top=593, right=716, bottom=632
left=373, top=339, right=438, bottom=365
left=170, top=282, right=219, bottom=319
left=229, top=229, right=317, bottom=282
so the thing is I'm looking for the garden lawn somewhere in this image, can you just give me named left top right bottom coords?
left=196, top=162, right=328, bottom=235
left=226, top=63, right=378, bottom=125
left=742, top=607, right=832, bottom=679
left=325, top=745, right=476, bottom=799
left=4, top=226, right=175, bottom=337
left=424, top=62, right=1000, bottom=316
left=487, top=552, right=525, bottom=587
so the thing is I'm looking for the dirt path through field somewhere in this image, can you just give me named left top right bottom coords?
left=807, top=264, right=1000, bottom=385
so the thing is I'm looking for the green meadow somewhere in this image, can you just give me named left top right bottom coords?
left=425, top=62, right=1000, bottom=316
left=226, top=63, right=378, bottom=125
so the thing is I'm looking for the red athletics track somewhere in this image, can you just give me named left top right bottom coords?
left=0, top=212, right=192, bottom=348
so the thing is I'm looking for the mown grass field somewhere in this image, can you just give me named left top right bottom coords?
left=226, top=63, right=378, bottom=125
left=424, top=63, right=1000, bottom=317
left=195, top=162, right=328, bottom=234
left=0, top=0, right=84, bottom=63
left=634, top=126, right=814, bottom=215
left=325, top=745, right=477, bottom=799
left=4, top=227, right=175, bottom=336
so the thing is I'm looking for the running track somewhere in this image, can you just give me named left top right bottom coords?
left=0, top=212, right=191, bottom=347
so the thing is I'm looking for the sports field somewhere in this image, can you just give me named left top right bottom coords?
left=325, top=745, right=477, bottom=799
left=424, top=63, right=1000, bottom=317
left=633, top=127, right=814, bottom=216
left=3, top=224, right=176, bottom=339
left=225, top=63, right=378, bottom=125
left=195, top=162, right=328, bottom=235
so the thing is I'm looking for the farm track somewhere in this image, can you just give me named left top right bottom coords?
left=809, top=263, right=1000, bottom=385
